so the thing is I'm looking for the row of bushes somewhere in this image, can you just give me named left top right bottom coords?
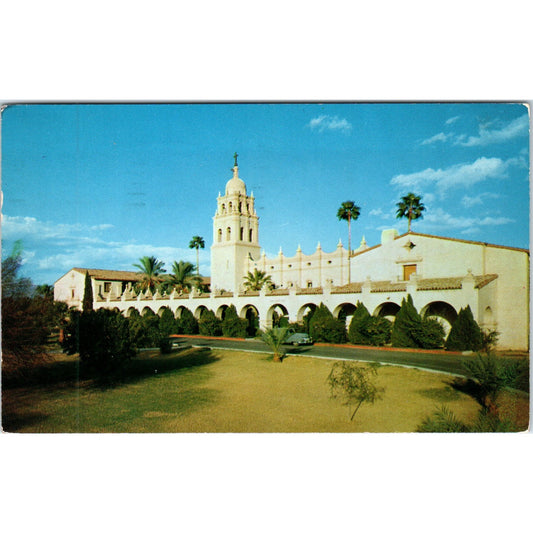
left=62, top=305, right=250, bottom=368
left=306, top=296, right=486, bottom=351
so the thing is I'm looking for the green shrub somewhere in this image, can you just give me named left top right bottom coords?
left=159, top=308, right=178, bottom=336
left=176, top=308, right=199, bottom=334
left=414, top=317, right=445, bottom=349
left=199, top=309, right=223, bottom=336
left=366, top=316, right=393, bottom=346
left=445, top=306, right=483, bottom=351
left=62, top=308, right=136, bottom=375
left=348, top=302, right=371, bottom=344
left=221, top=305, right=248, bottom=338
left=463, top=352, right=506, bottom=412
left=391, top=295, right=421, bottom=348
left=417, top=405, right=517, bottom=433
left=309, top=303, right=347, bottom=344
left=416, top=405, right=470, bottom=432
left=288, top=322, right=307, bottom=333
left=391, top=296, right=445, bottom=349
left=158, top=337, right=173, bottom=354
left=500, top=359, right=529, bottom=393
left=348, top=303, right=392, bottom=346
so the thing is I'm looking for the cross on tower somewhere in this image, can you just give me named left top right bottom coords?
left=233, top=152, right=238, bottom=167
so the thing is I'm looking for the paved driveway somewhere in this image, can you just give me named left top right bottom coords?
left=174, top=336, right=479, bottom=377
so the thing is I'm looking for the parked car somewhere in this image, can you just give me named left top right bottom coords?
left=284, top=332, right=313, bottom=346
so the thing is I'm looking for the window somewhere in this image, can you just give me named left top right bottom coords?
left=226, top=227, right=231, bottom=241
left=240, top=227, right=244, bottom=241
left=249, top=228, right=253, bottom=242
left=218, top=228, right=222, bottom=242
left=104, top=282, right=112, bottom=293
left=403, top=264, right=417, bottom=280
left=71, top=289, right=75, bottom=298
left=307, top=281, right=313, bottom=288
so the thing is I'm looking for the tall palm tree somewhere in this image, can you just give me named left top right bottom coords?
left=165, top=260, right=202, bottom=293
left=396, top=193, right=426, bottom=232
left=189, top=235, right=205, bottom=275
left=336, top=201, right=361, bottom=284
left=243, top=269, right=273, bottom=291
left=133, top=256, right=166, bottom=293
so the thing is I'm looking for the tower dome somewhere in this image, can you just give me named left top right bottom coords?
left=225, top=152, right=247, bottom=195
left=225, top=165, right=247, bottom=195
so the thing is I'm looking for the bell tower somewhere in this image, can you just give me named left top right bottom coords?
left=210, top=154, right=260, bottom=293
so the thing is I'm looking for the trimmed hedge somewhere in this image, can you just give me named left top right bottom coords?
left=309, top=303, right=347, bottom=344
left=348, top=302, right=391, bottom=346
left=445, top=306, right=483, bottom=351
left=199, top=309, right=223, bottom=336
left=222, top=305, right=248, bottom=338
left=392, top=295, right=445, bottom=349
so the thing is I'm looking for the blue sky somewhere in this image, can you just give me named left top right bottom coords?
left=1, top=103, right=529, bottom=285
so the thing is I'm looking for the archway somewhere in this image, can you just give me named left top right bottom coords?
left=420, top=301, right=458, bottom=335
left=125, top=307, right=137, bottom=318
left=374, top=302, right=401, bottom=321
left=194, top=305, right=209, bottom=320
left=333, top=302, right=357, bottom=325
left=296, top=303, right=317, bottom=333
left=240, top=304, right=259, bottom=337
left=216, top=304, right=229, bottom=320
left=142, top=306, right=155, bottom=317
left=175, top=306, right=189, bottom=319
left=157, top=306, right=170, bottom=317
left=267, top=303, right=289, bottom=328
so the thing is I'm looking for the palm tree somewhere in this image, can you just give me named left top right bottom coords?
left=243, top=269, right=273, bottom=291
left=261, top=327, right=290, bottom=362
left=396, top=193, right=426, bottom=232
left=336, top=201, right=361, bottom=284
left=189, top=235, right=205, bottom=276
left=133, top=256, right=166, bottom=293
left=165, top=260, right=202, bottom=293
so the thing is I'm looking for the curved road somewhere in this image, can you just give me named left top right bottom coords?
left=174, top=336, right=480, bottom=377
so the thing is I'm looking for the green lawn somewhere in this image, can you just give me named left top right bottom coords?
left=2, top=347, right=529, bottom=432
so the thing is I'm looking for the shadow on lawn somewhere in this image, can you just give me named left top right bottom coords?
left=2, top=410, right=50, bottom=433
left=2, top=346, right=220, bottom=391
left=97, top=347, right=220, bottom=389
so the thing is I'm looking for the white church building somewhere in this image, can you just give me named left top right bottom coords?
left=55, top=159, right=530, bottom=351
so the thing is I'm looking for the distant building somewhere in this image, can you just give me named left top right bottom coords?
left=54, top=159, right=530, bottom=350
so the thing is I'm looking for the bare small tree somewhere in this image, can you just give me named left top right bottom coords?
left=327, top=361, right=384, bottom=420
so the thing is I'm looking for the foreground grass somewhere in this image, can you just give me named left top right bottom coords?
left=2, top=348, right=529, bottom=432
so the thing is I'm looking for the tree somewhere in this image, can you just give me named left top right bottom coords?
left=445, top=306, right=483, bottom=352
left=309, top=303, right=347, bottom=344
left=328, top=361, right=383, bottom=421
left=199, top=309, right=223, bottom=336
left=189, top=235, right=205, bottom=276
left=463, top=352, right=506, bottom=415
left=221, top=305, right=248, bottom=338
left=176, top=308, right=199, bottom=334
left=243, top=268, right=273, bottom=291
left=1, top=241, right=56, bottom=376
left=348, top=302, right=372, bottom=345
left=336, top=201, right=361, bottom=284
left=82, top=270, right=93, bottom=311
left=261, top=327, right=290, bottom=362
left=396, top=192, right=426, bottom=232
left=165, top=260, right=202, bottom=293
left=35, top=284, right=54, bottom=299
left=391, top=295, right=445, bottom=349
left=133, top=256, right=166, bottom=293
left=62, top=308, right=136, bottom=378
